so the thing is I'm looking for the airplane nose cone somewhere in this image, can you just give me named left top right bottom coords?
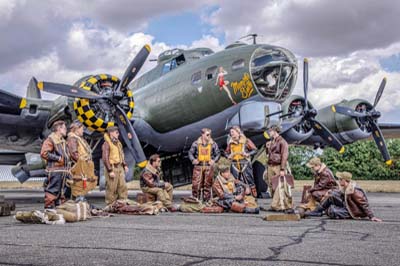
left=250, top=46, right=297, bottom=102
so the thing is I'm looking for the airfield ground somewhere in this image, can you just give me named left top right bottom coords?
left=0, top=190, right=399, bottom=266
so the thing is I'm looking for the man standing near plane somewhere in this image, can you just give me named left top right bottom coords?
left=226, top=126, right=258, bottom=197
left=188, top=128, right=220, bottom=202
left=40, top=120, right=71, bottom=209
left=67, top=121, right=97, bottom=199
left=102, top=126, right=129, bottom=205
left=265, top=125, right=289, bottom=197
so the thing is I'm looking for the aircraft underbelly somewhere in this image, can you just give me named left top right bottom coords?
left=134, top=97, right=280, bottom=153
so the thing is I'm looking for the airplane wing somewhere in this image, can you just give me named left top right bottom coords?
left=378, top=122, right=400, bottom=139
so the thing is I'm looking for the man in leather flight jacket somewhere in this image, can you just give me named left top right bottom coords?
left=40, top=120, right=71, bottom=209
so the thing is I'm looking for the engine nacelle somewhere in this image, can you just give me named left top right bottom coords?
left=279, top=95, right=314, bottom=143
left=316, top=99, right=373, bottom=144
left=72, top=74, right=135, bottom=132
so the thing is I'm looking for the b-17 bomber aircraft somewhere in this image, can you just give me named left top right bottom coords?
left=0, top=35, right=399, bottom=188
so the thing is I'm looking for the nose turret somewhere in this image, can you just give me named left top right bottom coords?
left=250, top=46, right=297, bottom=102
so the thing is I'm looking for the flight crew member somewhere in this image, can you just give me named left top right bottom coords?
left=265, top=125, right=289, bottom=197
left=140, top=154, right=178, bottom=211
left=188, top=128, right=221, bottom=202
left=212, top=165, right=259, bottom=213
left=306, top=157, right=338, bottom=202
left=67, top=121, right=97, bottom=199
left=225, top=126, right=258, bottom=197
left=40, top=120, right=71, bottom=209
left=305, top=171, right=382, bottom=222
left=102, top=126, right=129, bottom=205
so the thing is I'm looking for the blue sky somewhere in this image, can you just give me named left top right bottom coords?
left=145, top=9, right=223, bottom=46
left=380, top=53, right=400, bottom=72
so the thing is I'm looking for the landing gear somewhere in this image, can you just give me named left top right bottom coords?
left=252, top=161, right=269, bottom=198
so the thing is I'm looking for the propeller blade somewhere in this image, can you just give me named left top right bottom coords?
left=118, top=44, right=151, bottom=91
left=373, top=77, right=387, bottom=108
left=331, top=105, right=367, bottom=118
left=368, top=119, right=392, bottom=165
left=115, top=105, right=147, bottom=168
left=303, top=58, right=309, bottom=110
left=310, top=118, right=345, bottom=153
left=36, top=80, right=105, bottom=100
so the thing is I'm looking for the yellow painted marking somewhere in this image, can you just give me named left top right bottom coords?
left=144, top=44, right=151, bottom=52
left=73, top=102, right=78, bottom=110
left=77, top=107, right=84, bottom=115
left=339, top=147, right=345, bottom=154
left=107, top=122, right=115, bottom=128
left=111, top=76, right=119, bottom=82
left=331, top=105, right=336, bottom=113
left=19, top=98, right=27, bottom=109
left=129, top=101, right=135, bottom=108
left=263, top=131, right=270, bottom=140
left=304, top=58, right=308, bottom=63
left=87, top=77, right=98, bottom=84
left=383, top=77, right=387, bottom=82
left=77, top=116, right=84, bottom=123
left=385, top=160, right=393, bottom=166
left=94, top=119, right=104, bottom=127
left=80, top=81, right=86, bottom=88
left=231, top=73, right=254, bottom=99
left=127, top=90, right=133, bottom=97
left=82, top=86, right=91, bottom=91
left=85, top=120, right=93, bottom=126
left=126, top=111, right=132, bottom=119
left=86, top=110, right=95, bottom=118
left=97, top=128, right=105, bottom=132
left=137, top=160, right=148, bottom=168
left=81, top=99, right=89, bottom=105
left=375, top=131, right=380, bottom=137
left=100, top=74, right=108, bottom=80
left=37, top=82, right=43, bottom=90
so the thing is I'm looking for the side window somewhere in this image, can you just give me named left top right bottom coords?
left=205, top=66, right=218, bottom=80
left=191, top=71, right=202, bottom=85
left=162, top=61, right=171, bottom=75
left=232, top=59, right=245, bottom=71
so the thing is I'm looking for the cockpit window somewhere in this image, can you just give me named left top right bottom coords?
left=232, top=59, right=245, bottom=71
left=206, top=66, right=218, bottom=80
left=191, top=71, right=202, bottom=85
left=161, top=54, right=186, bottom=75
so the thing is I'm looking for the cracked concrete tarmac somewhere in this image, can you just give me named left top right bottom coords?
left=0, top=190, right=399, bottom=266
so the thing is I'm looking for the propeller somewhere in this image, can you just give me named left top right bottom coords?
left=36, top=44, right=151, bottom=168
left=332, top=78, right=392, bottom=165
left=118, top=45, right=151, bottom=91
left=281, top=59, right=345, bottom=153
left=35, top=80, right=108, bottom=100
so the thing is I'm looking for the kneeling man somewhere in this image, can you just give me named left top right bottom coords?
left=140, top=154, right=177, bottom=211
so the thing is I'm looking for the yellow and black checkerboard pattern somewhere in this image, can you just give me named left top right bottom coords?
left=73, top=74, right=135, bottom=132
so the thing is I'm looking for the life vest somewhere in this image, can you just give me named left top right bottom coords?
left=104, top=133, right=124, bottom=164
left=68, top=132, right=92, bottom=161
left=198, top=143, right=212, bottom=162
left=229, top=135, right=247, bottom=161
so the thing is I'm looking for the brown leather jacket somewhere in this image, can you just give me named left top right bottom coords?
left=67, top=133, right=92, bottom=163
left=310, top=164, right=337, bottom=193
left=102, top=141, right=127, bottom=172
left=40, top=133, right=69, bottom=170
left=266, top=135, right=288, bottom=170
left=344, top=181, right=374, bottom=219
left=140, top=164, right=163, bottom=188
